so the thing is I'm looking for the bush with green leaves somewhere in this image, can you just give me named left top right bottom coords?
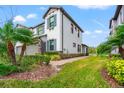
left=0, top=64, right=19, bottom=76
left=51, top=55, right=61, bottom=61
left=43, top=55, right=51, bottom=65
left=106, top=60, right=124, bottom=85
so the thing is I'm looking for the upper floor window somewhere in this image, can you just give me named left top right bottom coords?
left=78, top=30, right=80, bottom=38
left=47, top=14, right=57, bottom=30
left=37, top=25, right=44, bottom=35
left=75, top=27, right=77, bottom=31
left=71, top=24, right=73, bottom=33
left=120, top=12, right=123, bottom=23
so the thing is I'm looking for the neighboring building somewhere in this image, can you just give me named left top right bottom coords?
left=16, top=6, right=87, bottom=55
left=82, top=44, right=89, bottom=56
left=109, top=5, right=124, bottom=54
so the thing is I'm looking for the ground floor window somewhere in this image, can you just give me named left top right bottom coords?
left=47, top=39, right=56, bottom=51
left=78, top=44, right=81, bottom=52
left=73, top=43, right=76, bottom=47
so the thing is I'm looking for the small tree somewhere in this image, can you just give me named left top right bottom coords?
left=97, top=41, right=112, bottom=56
left=108, top=24, right=124, bottom=59
left=0, top=21, right=17, bottom=65
left=14, top=28, right=34, bottom=62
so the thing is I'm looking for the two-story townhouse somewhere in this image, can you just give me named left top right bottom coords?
left=16, top=6, right=88, bottom=55
left=109, top=5, right=124, bottom=54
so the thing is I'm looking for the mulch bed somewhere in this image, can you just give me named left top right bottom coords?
left=0, top=65, right=57, bottom=81
left=101, top=68, right=124, bottom=88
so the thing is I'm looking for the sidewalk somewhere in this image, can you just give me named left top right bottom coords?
left=50, top=56, right=88, bottom=71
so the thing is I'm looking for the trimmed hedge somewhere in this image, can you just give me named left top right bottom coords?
left=24, top=55, right=51, bottom=65
left=111, top=54, right=121, bottom=58
left=107, top=60, right=124, bottom=85
left=59, top=54, right=84, bottom=59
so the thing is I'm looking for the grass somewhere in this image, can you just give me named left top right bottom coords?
left=0, top=56, right=110, bottom=88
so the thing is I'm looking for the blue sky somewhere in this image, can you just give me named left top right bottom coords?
left=0, top=5, right=116, bottom=47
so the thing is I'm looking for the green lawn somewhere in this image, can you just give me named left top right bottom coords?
left=0, top=56, right=110, bottom=88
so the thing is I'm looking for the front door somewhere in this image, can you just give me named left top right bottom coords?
left=42, top=42, right=46, bottom=53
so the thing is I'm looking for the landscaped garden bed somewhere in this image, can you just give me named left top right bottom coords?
left=105, top=59, right=124, bottom=87
left=0, top=64, right=56, bottom=81
left=0, top=56, right=111, bottom=88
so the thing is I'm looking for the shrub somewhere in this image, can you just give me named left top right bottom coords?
left=43, top=55, right=51, bottom=65
left=43, top=52, right=59, bottom=55
left=59, top=54, right=83, bottom=59
left=106, top=60, right=124, bottom=85
left=21, top=55, right=51, bottom=69
left=0, top=64, right=19, bottom=76
left=51, top=55, right=61, bottom=61
left=111, top=54, right=121, bottom=58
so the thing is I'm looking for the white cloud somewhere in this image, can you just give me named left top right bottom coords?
left=27, top=14, right=37, bottom=19
left=84, top=31, right=91, bottom=35
left=75, top=5, right=111, bottom=10
left=40, top=6, right=46, bottom=11
left=13, top=15, right=26, bottom=23
left=94, top=30, right=103, bottom=34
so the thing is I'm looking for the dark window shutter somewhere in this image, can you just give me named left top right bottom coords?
left=47, top=40, right=49, bottom=51
left=47, top=18, right=49, bottom=29
left=54, top=14, right=57, bottom=27
left=54, top=39, right=56, bottom=51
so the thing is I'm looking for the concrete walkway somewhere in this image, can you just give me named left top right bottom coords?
left=50, top=56, right=88, bottom=71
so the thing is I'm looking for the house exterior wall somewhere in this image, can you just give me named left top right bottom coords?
left=62, top=14, right=82, bottom=54
left=44, top=9, right=62, bottom=52
left=15, top=7, right=84, bottom=55
left=25, top=44, right=39, bottom=55
left=110, top=6, right=124, bottom=54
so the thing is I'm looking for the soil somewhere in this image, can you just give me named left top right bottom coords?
left=0, top=64, right=57, bottom=81
left=101, top=68, right=124, bottom=88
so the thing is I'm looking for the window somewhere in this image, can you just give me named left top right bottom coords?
left=47, top=39, right=56, bottom=51
left=47, top=14, right=56, bottom=30
left=37, top=25, right=44, bottom=35
left=50, top=40, right=54, bottom=50
left=71, top=24, right=73, bottom=33
left=120, top=12, right=123, bottom=23
left=78, top=44, right=81, bottom=52
left=78, top=30, right=80, bottom=38
left=73, top=43, right=76, bottom=47
left=75, top=27, right=77, bottom=31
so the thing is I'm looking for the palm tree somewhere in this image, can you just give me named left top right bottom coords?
left=14, top=28, right=34, bottom=62
left=107, top=24, right=124, bottom=59
left=0, top=40, right=7, bottom=56
left=0, top=21, right=17, bottom=65
left=97, top=41, right=112, bottom=56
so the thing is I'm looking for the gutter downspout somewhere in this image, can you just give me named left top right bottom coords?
left=62, top=14, right=64, bottom=53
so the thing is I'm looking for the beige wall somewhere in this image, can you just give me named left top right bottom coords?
left=16, top=44, right=40, bottom=55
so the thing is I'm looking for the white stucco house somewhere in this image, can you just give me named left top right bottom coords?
left=15, top=6, right=88, bottom=55
left=109, top=5, right=124, bottom=54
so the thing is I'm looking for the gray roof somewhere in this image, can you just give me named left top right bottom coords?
left=109, top=5, right=122, bottom=28
left=43, top=6, right=84, bottom=32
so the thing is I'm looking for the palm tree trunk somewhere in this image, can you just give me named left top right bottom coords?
left=7, top=41, right=16, bottom=65
left=18, top=43, right=26, bottom=62
left=119, top=46, right=124, bottom=59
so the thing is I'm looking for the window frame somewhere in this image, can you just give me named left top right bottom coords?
left=37, top=25, right=44, bottom=35
left=73, top=43, right=76, bottom=47
left=78, top=44, right=81, bottom=52
left=71, top=23, right=74, bottom=33
left=47, top=14, right=57, bottom=30
left=78, top=30, right=80, bottom=38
